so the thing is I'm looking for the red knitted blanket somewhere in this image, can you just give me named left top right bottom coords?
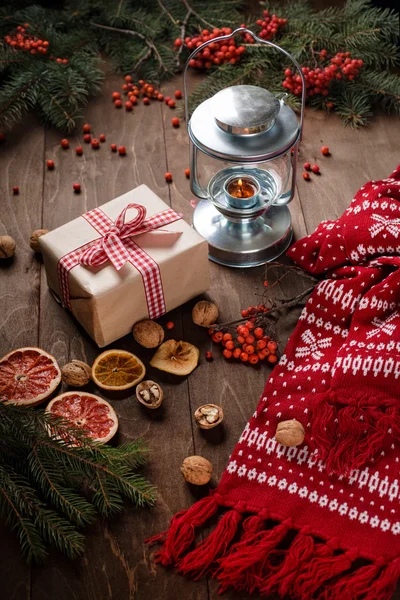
left=148, top=166, right=400, bottom=599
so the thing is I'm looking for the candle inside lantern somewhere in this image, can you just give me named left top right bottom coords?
left=227, top=177, right=257, bottom=199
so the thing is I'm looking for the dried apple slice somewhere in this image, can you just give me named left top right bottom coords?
left=150, top=340, right=199, bottom=376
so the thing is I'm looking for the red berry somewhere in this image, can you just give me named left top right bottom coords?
left=75, top=146, right=83, bottom=155
left=110, top=143, right=117, bottom=152
left=249, top=354, right=259, bottom=365
left=164, top=96, right=171, bottom=104
left=225, top=340, right=235, bottom=350
left=240, top=352, right=249, bottom=362
left=172, top=117, right=180, bottom=128
left=205, top=350, right=213, bottom=361
left=321, top=146, right=330, bottom=155
left=82, top=123, right=91, bottom=133
left=125, top=101, right=133, bottom=111
left=91, top=138, right=100, bottom=149
left=46, top=159, right=55, bottom=170
left=112, top=92, right=121, bottom=100
left=222, top=333, right=232, bottom=342
left=143, top=97, right=150, bottom=105
left=60, top=138, right=69, bottom=149
left=184, top=168, right=190, bottom=178
left=167, top=100, right=176, bottom=108
left=164, top=172, right=173, bottom=183
left=245, top=335, right=255, bottom=345
left=73, top=183, right=81, bottom=193
left=83, top=134, right=91, bottom=143
left=166, top=321, right=174, bottom=329
left=118, top=146, right=126, bottom=156
left=12, top=186, right=19, bottom=195
left=233, top=348, right=241, bottom=359
left=302, top=172, right=310, bottom=181
left=303, top=162, right=311, bottom=170
left=174, top=90, right=182, bottom=99
left=311, top=164, right=320, bottom=174
left=174, top=38, right=183, bottom=47
left=256, top=339, right=267, bottom=350
left=125, top=75, right=132, bottom=83
left=263, top=280, right=269, bottom=287
left=254, top=327, right=264, bottom=339
left=114, top=99, right=122, bottom=108
left=99, top=134, right=106, bottom=143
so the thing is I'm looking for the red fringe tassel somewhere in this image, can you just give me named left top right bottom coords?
left=148, top=503, right=399, bottom=600
left=145, top=494, right=219, bottom=566
left=311, top=391, right=400, bottom=474
left=217, top=518, right=291, bottom=595
left=177, top=508, right=242, bottom=579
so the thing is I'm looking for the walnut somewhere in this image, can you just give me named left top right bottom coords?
left=0, top=235, right=16, bottom=259
left=30, top=229, right=49, bottom=253
left=181, top=456, right=212, bottom=485
left=275, top=420, right=305, bottom=447
left=133, top=319, right=164, bottom=348
left=192, top=300, right=219, bottom=327
left=194, top=404, right=223, bottom=429
left=61, top=360, right=92, bottom=387
left=136, top=380, right=163, bottom=409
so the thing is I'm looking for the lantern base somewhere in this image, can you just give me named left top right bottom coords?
left=193, top=200, right=292, bottom=268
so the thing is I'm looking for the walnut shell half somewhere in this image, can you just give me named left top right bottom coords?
left=275, top=419, right=305, bottom=447
left=181, top=456, right=212, bottom=485
left=194, top=404, right=223, bottom=429
left=136, top=380, right=163, bottom=409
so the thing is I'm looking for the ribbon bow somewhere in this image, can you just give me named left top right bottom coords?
left=79, top=203, right=174, bottom=271
left=57, top=202, right=181, bottom=318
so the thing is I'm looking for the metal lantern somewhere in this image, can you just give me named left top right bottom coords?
left=184, top=28, right=305, bottom=268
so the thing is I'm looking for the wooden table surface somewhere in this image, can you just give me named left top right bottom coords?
left=1, top=69, right=399, bottom=600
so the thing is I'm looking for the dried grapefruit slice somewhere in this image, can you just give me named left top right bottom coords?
left=92, top=349, right=145, bottom=391
left=0, top=347, right=61, bottom=406
left=46, top=392, right=118, bottom=443
left=150, top=340, right=199, bottom=376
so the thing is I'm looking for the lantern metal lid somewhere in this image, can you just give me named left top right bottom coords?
left=184, top=28, right=306, bottom=269
left=211, top=85, right=281, bottom=135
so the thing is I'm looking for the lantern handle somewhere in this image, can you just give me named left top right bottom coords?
left=183, top=28, right=306, bottom=137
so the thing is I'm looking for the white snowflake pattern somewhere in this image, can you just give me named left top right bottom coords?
left=366, top=311, right=399, bottom=339
left=319, top=495, right=329, bottom=507
left=257, top=472, right=267, bottom=484
left=329, top=499, right=339, bottom=511
left=359, top=511, right=369, bottom=524
left=227, top=460, right=237, bottom=474
left=369, top=214, right=400, bottom=239
left=349, top=508, right=358, bottom=520
left=370, top=516, right=380, bottom=528
left=339, top=503, right=348, bottom=516
left=381, top=519, right=391, bottom=532
left=295, top=329, right=332, bottom=360
left=299, top=487, right=308, bottom=498
left=309, top=491, right=318, bottom=503
left=367, top=245, right=375, bottom=253
left=278, top=479, right=288, bottom=490
left=237, top=465, right=247, bottom=477
left=268, top=475, right=277, bottom=486
left=392, top=523, right=400, bottom=535
left=247, top=468, right=257, bottom=480
left=288, top=483, right=298, bottom=494
left=357, top=244, right=367, bottom=256
left=350, top=250, right=359, bottom=262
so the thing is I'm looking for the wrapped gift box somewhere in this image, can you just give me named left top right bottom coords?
left=39, top=185, right=210, bottom=347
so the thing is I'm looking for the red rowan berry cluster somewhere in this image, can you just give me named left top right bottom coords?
left=255, top=10, right=288, bottom=40
left=283, top=50, right=363, bottom=98
left=180, top=27, right=246, bottom=70
left=4, top=24, right=49, bottom=55
left=209, top=304, right=279, bottom=366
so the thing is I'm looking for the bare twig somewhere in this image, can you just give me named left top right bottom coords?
left=90, top=21, right=168, bottom=74
left=133, top=47, right=152, bottom=73
left=176, top=7, right=193, bottom=67
left=181, top=0, right=216, bottom=30
left=156, top=0, right=178, bottom=26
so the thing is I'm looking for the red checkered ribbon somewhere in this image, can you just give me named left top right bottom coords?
left=57, top=203, right=181, bottom=318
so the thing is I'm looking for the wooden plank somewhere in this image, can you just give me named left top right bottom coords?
left=297, top=110, right=400, bottom=232
left=30, top=72, right=207, bottom=600
left=159, top=73, right=308, bottom=600
left=0, top=117, right=46, bottom=600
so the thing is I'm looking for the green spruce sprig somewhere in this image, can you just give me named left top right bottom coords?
left=0, top=403, right=156, bottom=563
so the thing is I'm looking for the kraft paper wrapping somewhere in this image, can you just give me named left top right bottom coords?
left=39, top=185, right=210, bottom=347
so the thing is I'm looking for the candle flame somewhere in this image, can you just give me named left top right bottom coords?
left=238, top=179, right=243, bottom=186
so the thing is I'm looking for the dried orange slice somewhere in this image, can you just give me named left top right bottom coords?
left=92, top=349, right=145, bottom=391
left=150, top=340, right=199, bottom=376
left=46, top=392, right=118, bottom=443
left=0, top=347, right=61, bottom=406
